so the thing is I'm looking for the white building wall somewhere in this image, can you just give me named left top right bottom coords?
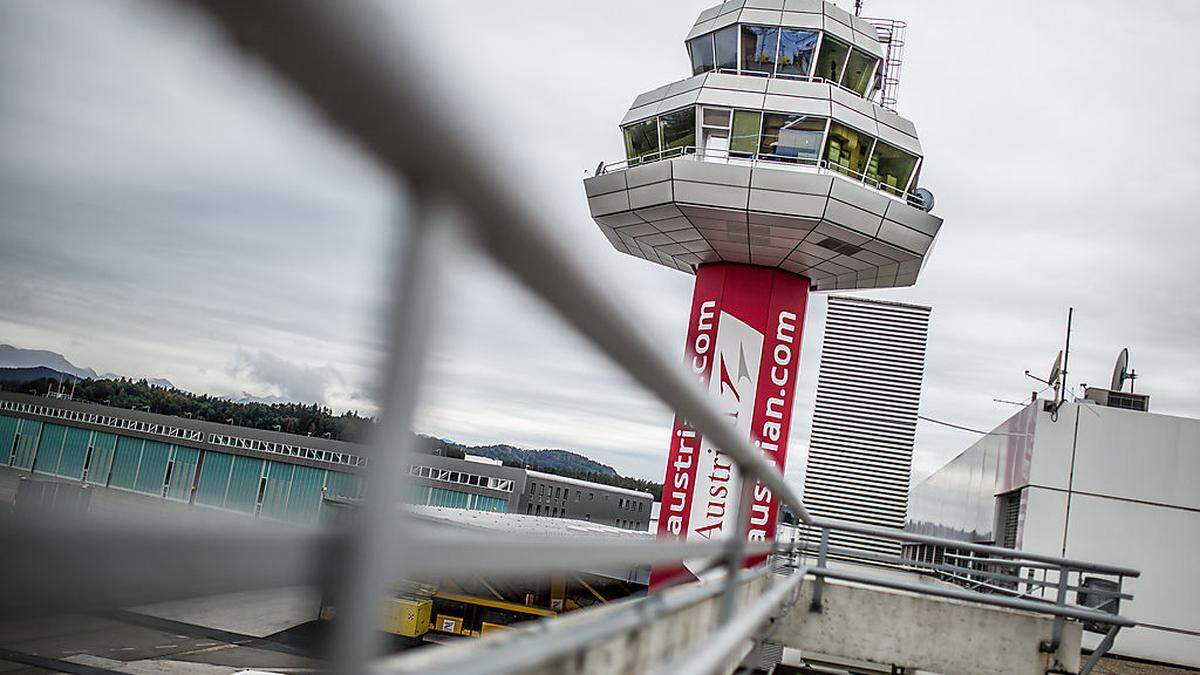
left=910, top=401, right=1200, bottom=666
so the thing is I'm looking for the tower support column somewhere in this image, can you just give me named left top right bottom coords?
left=651, top=263, right=810, bottom=589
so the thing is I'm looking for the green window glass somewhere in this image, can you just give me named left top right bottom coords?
left=325, top=470, right=362, bottom=499
left=824, top=121, right=874, bottom=178
left=195, top=450, right=234, bottom=507
left=224, top=455, right=265, bottom=514
left=867, top=142, right=918, bottom=195
left=841, top=49, right=877, bottom=96
left=659, top=107, right=696, bottom=157
left=740, top=25, right=779, bottom=75
left=778, top=29, right=819, bottom=77
left=0, top=415, right=18, bottom=466
left=165, top=445, right=199, bottom=502
left=85, top=432, right=117, bottom=485
left=688, top=34, right=714, bottom=75
left=760, top=113, right=825, bottom=163
left=134, top=440, right=171, bottom=495
left=814, top=35, right=850, bottom=83
left=259, top=461, right=294, bottom=520
left=56, top=427, right=91, bottom=480
left=623, top=118, right=659, bottom=163
left=108, top=435, right=143, bottom=490
left=714, top=25, right=738, bottom=72
left=284, top=465, right=328, bottom=524
left=33, top=423, right=66, bottom=474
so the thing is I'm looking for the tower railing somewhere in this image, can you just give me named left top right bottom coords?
left=0, top=4, right=1140, bottom=674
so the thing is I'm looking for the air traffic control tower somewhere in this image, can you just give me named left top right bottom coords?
left=582, top=0, right=943, bottom=586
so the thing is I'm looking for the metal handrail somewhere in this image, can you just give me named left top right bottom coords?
left=602, top=146, right=918, bottom=205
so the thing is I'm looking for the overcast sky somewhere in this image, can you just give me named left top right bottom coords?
left=1, top=0, right=1197, bottom=487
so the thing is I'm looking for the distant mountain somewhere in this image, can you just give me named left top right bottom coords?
left=0, top=344, right=98, bottom=379
left=0, top=366, right=74, bottom=383
left=428, top=438, right=618, bottom=476
left=224, top=392, right=295, bottom=405
left=0, top=344, right=173, bottom=389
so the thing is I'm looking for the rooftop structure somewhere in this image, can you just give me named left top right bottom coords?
left=803, top=295, right=930, bottom=558
left=908, top=397, right=1200, bottom=668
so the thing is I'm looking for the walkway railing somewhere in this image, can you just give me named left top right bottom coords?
left=0, top=4, right=1140, bottom=674
left=601, top=145, right=924, bottom=205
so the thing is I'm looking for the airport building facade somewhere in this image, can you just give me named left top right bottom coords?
left=0, top=392, right=652, bottom=529
left=908, top=398, right=1200, bottom=667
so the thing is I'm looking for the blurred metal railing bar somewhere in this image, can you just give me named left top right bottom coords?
left=653, top=571, right=804, bottom=675
left=809, top=567, right=1137, bottom=627
left=0, top=518, right=325, bottom=618
left=182, top=0, right=813, bottom=528
left=329, top=199, right=454, bottom=672
left=395, top=533, right=776, bottom=578
left=376, top=566, right=781, bottom=675
left=805, top=518, right=1141, bottom=576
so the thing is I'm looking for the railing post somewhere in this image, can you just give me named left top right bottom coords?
left=1040, top=565, right=1070, bottom=653
left=809, top=527, right=829, bottom=612
left=718, top=479, right=755, bottom=624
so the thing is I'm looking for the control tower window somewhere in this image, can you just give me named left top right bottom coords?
left=825, top=121, right=874, bottom=178
left=866, top=141, right=918, bottom=196
left=814, top=35, right=851, bottom=84
left=623, top=118, right=659, bottom=163
left=731, top=109, right=762, bottom=157
left=740, top=25, right=779, bottom=75
left=659, top=107, right=696, bottom=157
left=689, top=34, right=715, bottom=76
left=714, top=25, right=738, bottom=72
left=841, top=48, right=878, bottom=96
left=760, top=113, right=825, bottom=163
left=777, top=28, right=819, bottom=78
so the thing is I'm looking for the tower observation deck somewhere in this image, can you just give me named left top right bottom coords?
left=582, top=0, right=944, bottom=587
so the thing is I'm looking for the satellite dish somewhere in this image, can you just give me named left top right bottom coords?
left=1111, top=348, right=1130, bottom=391
left=594, top=161, right=606, bottom=177
left=1048, top=350, right=1063, bottom=388
left=910, top=187, right=935, bottom=212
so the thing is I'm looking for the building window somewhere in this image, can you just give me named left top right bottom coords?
left=841, top=48, right=877, bottom=96
left=760, top=113, right=825, bottom=163
left=731, top=109, right=762, bottom=157
left=688, top=34, right=715, bottom=75
left=814, top=35, right=851, bottom=83
left=659, top=107, right=696, bottom=157
left=825, top=121, right=874, bottom=178
left=714, top=24, right=738, bottom=72
left=866, top=141, right=918, bottom=196
left=623, top=118, right=659, bottom=163
left=740, top=25, right=779, bottom=75
left=588, top=492, right=594, bottom=501
left=777, top=28, right=818, bottom=78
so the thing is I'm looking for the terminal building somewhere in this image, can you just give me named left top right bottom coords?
left=0, top=392, right=652, bottom=529
left=908, top=381, right=1200, bottom=668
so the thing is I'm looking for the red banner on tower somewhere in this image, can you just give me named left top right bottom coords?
left=650, top=263, right=810, bottom=589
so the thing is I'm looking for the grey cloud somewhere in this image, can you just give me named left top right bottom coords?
left=230, top=348, right=344, bottom=406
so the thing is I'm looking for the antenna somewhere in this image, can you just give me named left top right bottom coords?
left=1111, top=347, right=1138, bottom=392
left=854, top=0, right=864, bottom=16
left=594, top=161, right=605, bottom=177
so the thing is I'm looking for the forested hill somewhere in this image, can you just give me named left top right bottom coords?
left=3, top=374, right=663, bottom=499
